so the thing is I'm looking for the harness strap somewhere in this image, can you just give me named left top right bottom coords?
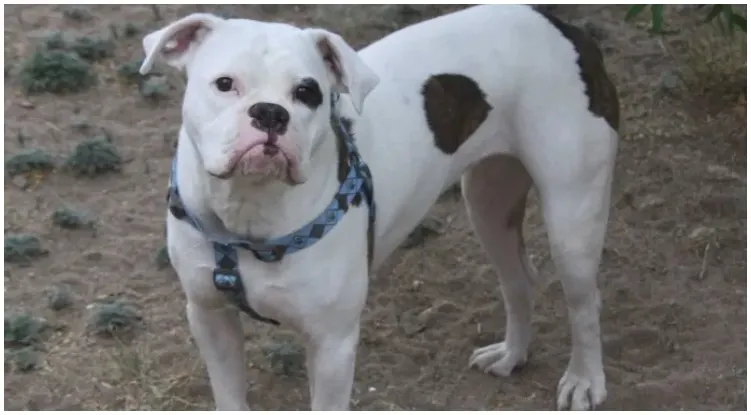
left=168, top=180, right=280, bottom=325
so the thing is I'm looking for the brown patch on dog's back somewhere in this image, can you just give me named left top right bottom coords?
left=537, top=10, right=620, bottom=131
left=422, top=74, right=493, bottom=154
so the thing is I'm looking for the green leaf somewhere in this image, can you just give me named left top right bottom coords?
left=731, top=13, right=747, bottom=33
left=704, top=4, right=724, bottom=23
left=723, top=5, right=736, bottom=35
left=625, top=4, right=648, bottom=21
left=650, top=5, right=665, bottom=34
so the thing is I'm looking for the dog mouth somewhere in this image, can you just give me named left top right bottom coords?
left=211, top=136, right=298, bottom=182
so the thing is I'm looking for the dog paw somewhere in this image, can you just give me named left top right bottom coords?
left=556, top=365, right=607, bottom=410
left=468, top=341, right=527, bottom=377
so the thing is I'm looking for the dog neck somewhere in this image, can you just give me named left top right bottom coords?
left=175, top=126, right=341, bottom=241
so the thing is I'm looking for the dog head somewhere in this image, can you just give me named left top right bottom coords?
left=140, top=14, right=379, bottom=184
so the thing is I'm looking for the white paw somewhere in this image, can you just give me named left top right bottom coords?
left=468, top=341, right=527, bottom=377
left=556, top=366, right=607, bottom=410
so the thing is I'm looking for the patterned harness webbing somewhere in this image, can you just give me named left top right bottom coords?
left=167, top=94, right=375, bottom=326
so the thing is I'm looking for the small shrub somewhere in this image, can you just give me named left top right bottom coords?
left=47, top=284, right=75, bottom=311
left=4, top=312, right=48, bottom=347
left=626, top=5, right=747, bottom=35
left=70, top=36, right=115, bottom=62
left=21, top=49, right=95, bottom=94
left=263, top=340, right=305, bottom=376
left=5, top=148, right=55, bottom=176
left=89, top=299, right=141, bottom=337
left=5, top=234, right=47, bottom=264
left=140, top=76, right=169, bottom=102
left=66, top=137, right=122, bottom=177
left=62, top=5, right=92, bottom=22
left=70, top=116, right=92, bottom=133
left=6, top=347, right=41, bottom=372
left=123, top=22, right=140, bottom=38
left=42, top=31, right=70, bottom=50
left=117, top=58, right=146, bottom=85
left=51, top=207, right=94, bottom=229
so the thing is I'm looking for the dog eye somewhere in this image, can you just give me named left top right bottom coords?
left=293, top=78, right=323, bottom=108
left=214, top=77, right=234, bottom=92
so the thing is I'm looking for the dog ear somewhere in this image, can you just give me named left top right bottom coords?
left=305, top=29, right=380, bottom=114
left=139, top=13, right=225, bottom=75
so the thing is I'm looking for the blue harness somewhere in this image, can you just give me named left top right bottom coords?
left=167, top=94, right=376, bottom=326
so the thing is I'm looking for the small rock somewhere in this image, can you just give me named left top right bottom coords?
left=11, top=175, right=29, bottom=189
left=706, top=164, right=742, bottom=181
left=417, top=300, right=460, bottom=327
left=689, top=226, right=715, bottom=240
left=368, top=386, right=377, bottom=393
left=85, top=251, right=102, bottom=261
left=399, top=310, right=426, bottom=336
left=411, top=280, right=423, bottom=291
left=18, top=100, right=35, bottom=109
left=660, top=70, right=681, bottom=91
left=402, top=300, right=460, bottom=336
left=638, top=194, right=665, bottom=210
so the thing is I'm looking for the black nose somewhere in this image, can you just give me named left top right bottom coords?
left=248, top=102, right=290, bottom=134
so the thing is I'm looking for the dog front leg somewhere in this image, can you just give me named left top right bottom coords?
left=186, top=302, right=249, bottom=410
left=305, top=324, right=360, bottom=410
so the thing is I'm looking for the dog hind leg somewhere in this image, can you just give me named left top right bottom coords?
left=522, top=119, right=617, bottom=410
left=464, top=154, right=537, bottom=377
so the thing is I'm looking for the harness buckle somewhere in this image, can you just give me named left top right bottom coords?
left=212, top=268, right=243, bottom=292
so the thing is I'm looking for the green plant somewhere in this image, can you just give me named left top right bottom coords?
left=6, top=347, right=41, bottom=372
left=5, top=312, right=49, bottom=373
left=5, top=148, right=55, bottom=176
left=4, top=234, right=47, bottom=264
left=42, top=31, right=70, bottom=50
left=41, top=31, right=114, bottom=62
left=65, top=137, right=122, bottom=176
left=20, top=48, right=95, bottom=94
left=140, top=76, right=169, bottom=102
left=51, top=207, right=95, bottom=229
left=70, top=36, right=115, bottom=62
left=4, top=312, right=48, bottom=347
left=89, top=299, right=142, bottom=337
left=62, top=5, right=92, bottom=22
left=626, top=5, right=747, bottom=35
left=262, top=340, right=305, bottom=376
left=117, top=58, right=146, bottom=84
left=123, top=22, right=140, bottom=38
left=47, top=284, right=75, bottom=311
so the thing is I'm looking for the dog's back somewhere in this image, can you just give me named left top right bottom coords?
left=358, top=5, right=617, bottom=136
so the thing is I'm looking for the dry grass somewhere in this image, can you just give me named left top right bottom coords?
left=668, top=24, right=747, bottom=112
left=3, top=4, right=747, bottom=411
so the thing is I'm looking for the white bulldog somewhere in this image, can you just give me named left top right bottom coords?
left=139, top=4, right=619, bottom=411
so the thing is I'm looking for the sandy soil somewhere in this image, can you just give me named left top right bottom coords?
left=4, top=4, right=746, bottom=410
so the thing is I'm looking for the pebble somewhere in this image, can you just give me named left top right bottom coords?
left=11, top=175, right=28, bottom=189
left=707, top=164, right=742, bottom=181
left=688, top=226, right=715, bottom=240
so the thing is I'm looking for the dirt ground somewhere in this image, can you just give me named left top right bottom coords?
left=3, top=4, right=747, bottom=411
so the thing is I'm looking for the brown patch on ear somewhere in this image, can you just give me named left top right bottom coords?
left=422, top=74, right=492, bottom=155
left=537, top=11, right=620, bottom=131
left=316, top=37, right=343, bottom=84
